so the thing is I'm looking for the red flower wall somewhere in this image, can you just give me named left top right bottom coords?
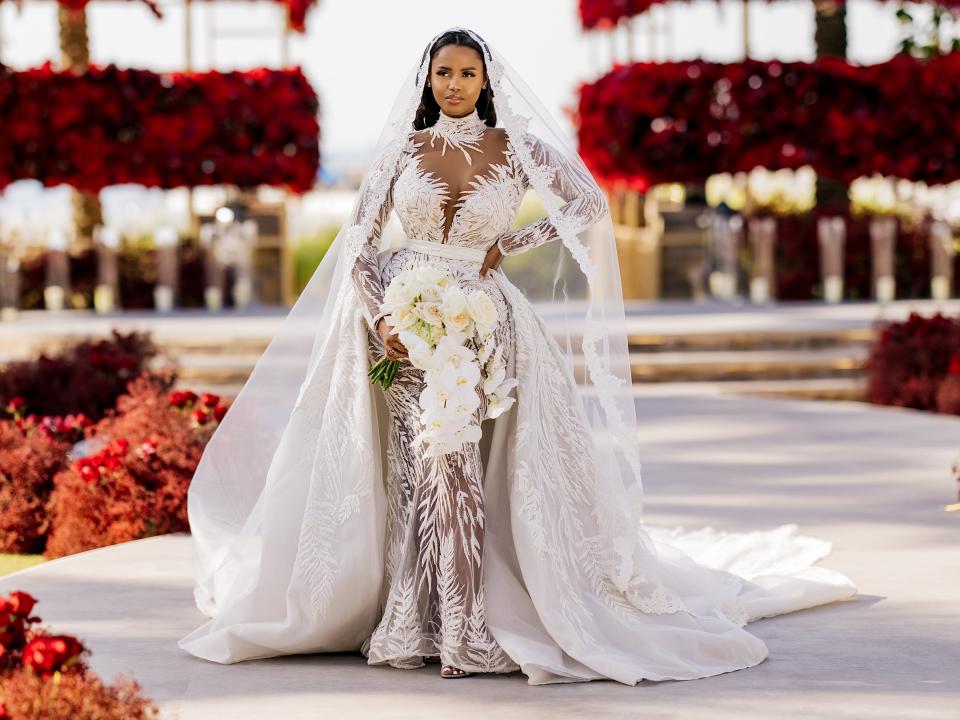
left=579, top=0, right=960, bottom=30
left=0, top=64, right=320, bottom=193
left=0, top=0, right=317, bottom=33
left=577, top=55, right=960, bottom=190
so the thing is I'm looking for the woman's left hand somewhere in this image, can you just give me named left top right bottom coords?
left=479, top=242, right=504, bottom=279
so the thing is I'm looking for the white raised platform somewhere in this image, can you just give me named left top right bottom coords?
left=0, top=392, right=957, bottom=719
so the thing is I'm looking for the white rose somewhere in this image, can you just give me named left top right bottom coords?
left=383, top=274, right=417, bottom=308
left=440, top=286, right=472, bottom=333
left=387, top=306, right=418, bottom=330
left=466, top=290, right=497, bottom=335
left=416, top=301, right=444, bottom=328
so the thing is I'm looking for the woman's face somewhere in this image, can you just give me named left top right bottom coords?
left=429, top=44, right=486, bottom=117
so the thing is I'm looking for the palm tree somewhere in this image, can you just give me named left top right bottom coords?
left=58, top=2, right=103, bottom=250
left=813, top=0, right=848, bottom=209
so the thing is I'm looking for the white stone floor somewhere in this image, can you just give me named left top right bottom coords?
left=0, top=391, right=957, bottom=718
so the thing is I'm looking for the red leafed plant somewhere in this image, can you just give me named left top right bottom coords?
left=0, top=589, right=159, bottom=719
left=44, top=370, right=227, bottom=558
left=0, top=415, right=72, bottom=554
left=865, top=312, right=960, bottom=413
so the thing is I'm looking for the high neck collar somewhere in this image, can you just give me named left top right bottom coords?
left=426, top=107, right=487, bottom=163
left=435, top=107, right=486, bottom=133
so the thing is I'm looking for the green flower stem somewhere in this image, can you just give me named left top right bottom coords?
left=368, top=356, right=401, bottom=389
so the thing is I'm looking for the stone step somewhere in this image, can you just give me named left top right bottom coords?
left=177, top=377, right=869, bottom=405
left=628, top=377, right=867, bottom=402
left=624, top=328, right=875, bottom=353
left=1, top=324, right=876, bottom=364
left=157, top=346, right=869, bottom=399
left=568, top=347, right=867, bottom=384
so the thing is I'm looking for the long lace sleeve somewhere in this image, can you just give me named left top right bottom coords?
left=497, top=133, right=609, bottom=257
left=351, top=146, right=401, bottom=334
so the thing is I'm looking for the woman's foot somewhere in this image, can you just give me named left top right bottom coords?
left=440, top=664, right=472, bottom=679
left=423, top=655, right=440, bottom=664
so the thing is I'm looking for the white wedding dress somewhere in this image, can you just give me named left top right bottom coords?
left=177, top=26, right=857, bottom=686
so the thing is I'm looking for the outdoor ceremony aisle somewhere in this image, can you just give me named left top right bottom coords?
left=0, top=391, right=955, bottom=719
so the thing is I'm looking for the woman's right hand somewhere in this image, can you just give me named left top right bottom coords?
left=377, top=318, right=409, bottom=361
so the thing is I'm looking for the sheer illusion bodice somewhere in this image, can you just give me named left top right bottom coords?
left=350, top=107, right=608, bottom=332
left=347, top=108, right=607, bottom=673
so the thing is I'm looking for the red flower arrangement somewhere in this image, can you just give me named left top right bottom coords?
left=0, top=0, right=317, bottom=32
left=578, top=0, right=960, bottom=30
left=0, top=63, right=320, bottom=193
left=865, top=311, right=960, bottom=414
left=45, top=370, right=226, bottom=558
left=577, top=54, right=960, bottom=190
left=0, top=589, right=159, bottom=718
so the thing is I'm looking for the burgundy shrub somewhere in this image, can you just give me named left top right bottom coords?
left=865, top=312, right=960, bottom=412
left=0, top=330, right=158, bottom=421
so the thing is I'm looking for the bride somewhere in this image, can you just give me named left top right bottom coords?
left=177, top=26, right=857, bottom=685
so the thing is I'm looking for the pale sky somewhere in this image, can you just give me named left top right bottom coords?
left=0, top=0, right=905, bottom=176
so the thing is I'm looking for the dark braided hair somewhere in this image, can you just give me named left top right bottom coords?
left=413, top=30, right=497, bottom=131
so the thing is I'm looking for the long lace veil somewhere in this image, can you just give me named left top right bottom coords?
left=185, top=26, right=648, bottom=618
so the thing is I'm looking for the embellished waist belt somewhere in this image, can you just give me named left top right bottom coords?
left=399, top=238, right=487, bottom=263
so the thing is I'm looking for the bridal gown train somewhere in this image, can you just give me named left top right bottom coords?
left=177, top=106, right=858, bottom=685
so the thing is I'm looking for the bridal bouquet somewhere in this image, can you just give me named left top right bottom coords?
left=367, top=265, right=518, bottom=457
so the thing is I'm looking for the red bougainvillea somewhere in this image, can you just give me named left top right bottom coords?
left=577, top=55, right=960, bottom=190
left=0, top=63, right=320, bottom=193
left=865, top=312, right=960, bottom=414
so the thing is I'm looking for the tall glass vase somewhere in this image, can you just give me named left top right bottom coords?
left=212, top=218, right=259, bottom=308
left=44, top=228, right=71, bottom=311
left=929, top=221, right=955, bottom=301
left=0, top=231, right=21, bottom=321
left=709, top=213, right=743, bottom=301
left=154, top=226, right=179, bottom=312
left=748, top=216, right=776, bottom=304
left=817, top=216, right=845, bottom=304
left=869, top=215, right=897, bottom=303
left=199, top=223, right=224, bottom=310
left=93, top=225, right=121, bottom=312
